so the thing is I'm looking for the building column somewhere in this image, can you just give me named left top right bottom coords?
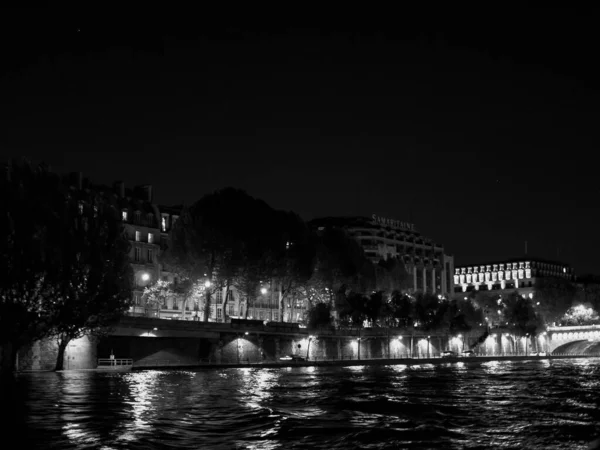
left=413, top=266, right=417, bottom=292
left=275, top=337, right=281, bottom=359
left=422, top=268, right=427, bottom=292
left=431, top=268, right=436, bottom=294
left=441, top=268, right=447, bottom=297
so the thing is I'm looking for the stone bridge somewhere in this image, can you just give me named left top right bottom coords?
left=547, top=324, right=600, bottom=354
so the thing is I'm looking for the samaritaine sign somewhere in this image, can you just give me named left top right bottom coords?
left=371, top=214, right=415, bottom=231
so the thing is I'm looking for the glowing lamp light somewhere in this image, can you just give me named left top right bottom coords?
left=141, top=273, right=150, bottom=282
left=260, top=287, right=268, bottom=295
left=204, top=280, right=211, bottom=288
left=245, top=332, right=249, bottom=335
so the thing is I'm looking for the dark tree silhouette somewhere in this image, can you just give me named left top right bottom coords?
left=534, top=276, right=577, bottom=326
left=0, top=160, right=64, bottom=376
left=48, top=186, right=132, bottom=370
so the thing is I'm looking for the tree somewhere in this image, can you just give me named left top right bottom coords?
left=504, top=293, right=544, bottom=337
left=375, top=257, right=411, bottom=294
left=142, top=280, right=173, bottom=318
left=162, top=188, right=308, bottom=322
left=48, top=187, right=133, bottom=370
left=413, top=292, right=445, bottom=331
left=575, top=275, right=600, bottom=314
left=561, top=304, right=599, bottom=326
left=388, top=291, right=414, bottom=328
left=309, top=227, right=375, bottom=322
left=338, top=292, right=368, bottom=329
left=534, top=276, right=577, bottom=326
left=364, top=291, right=386, bottom=326
left=1, top=160, right=72, bottom=375
left=306, top=302, right=332, bottom=329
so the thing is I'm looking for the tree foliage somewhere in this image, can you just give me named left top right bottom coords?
left=0, top=160, right=133, bottom=374
left=534, top=276, right=577, bottom=325
left=48, top=187, right=132, bottom=370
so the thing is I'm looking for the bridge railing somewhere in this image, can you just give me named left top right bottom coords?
left=97, top=358, right=133, bottom=367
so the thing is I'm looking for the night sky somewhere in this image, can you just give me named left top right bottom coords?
left=2, top=7, right=599, bottom=274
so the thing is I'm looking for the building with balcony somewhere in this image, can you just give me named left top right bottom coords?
left=453, top=258, right=575, bottom=298
left=310, top=214, right=455, bottom=298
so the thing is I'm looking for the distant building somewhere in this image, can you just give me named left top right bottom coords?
left=453, top=258, right=575, bottom=299
left=310, top=214, right=455, bottom=298
left=107, top=181, right=163, bottom=317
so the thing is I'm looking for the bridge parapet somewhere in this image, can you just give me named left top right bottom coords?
left=547, top=325, right=600, bottom=352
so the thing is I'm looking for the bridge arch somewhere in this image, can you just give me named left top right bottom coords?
left=552, top=340, right=600, bottom=355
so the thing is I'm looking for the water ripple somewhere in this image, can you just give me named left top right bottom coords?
left=4, top=359, right=600, bottom=449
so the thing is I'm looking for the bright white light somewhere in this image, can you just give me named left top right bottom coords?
left=528, top=293, right=533, bottom=299
left=260, top=288, right=267, bottom=295
left=141, top=273, right=150, bottom=281
left=204, top=280, right=211, bottom=288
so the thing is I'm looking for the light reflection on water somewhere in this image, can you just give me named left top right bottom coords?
left=6, top=359, right=600, bottom=449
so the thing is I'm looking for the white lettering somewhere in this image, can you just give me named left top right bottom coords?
left=371, top=214, right=415, bottom=231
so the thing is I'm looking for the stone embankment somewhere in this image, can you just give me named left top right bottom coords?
left=131, top=354, right=600, bottom=371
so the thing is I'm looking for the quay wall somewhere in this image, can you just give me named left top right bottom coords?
left=19, top=318, right=596, bottom=371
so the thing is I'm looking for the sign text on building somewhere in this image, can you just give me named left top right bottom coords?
left=371, top=214, right=415, bottom=231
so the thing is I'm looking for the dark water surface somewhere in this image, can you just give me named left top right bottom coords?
left=5, top=359, right=600, bottom=449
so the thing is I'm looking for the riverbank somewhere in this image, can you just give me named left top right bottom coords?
left=130, top=354, right=600, bottom=371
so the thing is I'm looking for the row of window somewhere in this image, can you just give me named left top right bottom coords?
left=457, top=262, right=569, bottom=275
left=134, top=247, right=154, bottom=263
left=134, top=230, right=155, bottom=244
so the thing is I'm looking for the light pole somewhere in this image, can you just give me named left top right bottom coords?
left=204, top=280, right=211, bottom=322
left=306, top=335, right=314, bottom=360
left=427, top=336, right=431, bottom=359
left=357, top=337, right=361, bottom=360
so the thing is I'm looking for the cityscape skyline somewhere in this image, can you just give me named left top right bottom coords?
left=2, top=8, right=599, bottom=274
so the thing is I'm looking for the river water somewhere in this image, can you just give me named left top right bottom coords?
left=4, top=359, right=600, bottom=449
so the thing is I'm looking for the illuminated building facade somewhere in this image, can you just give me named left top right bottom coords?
left=110, top=182, right=163, bottom=317
left=310, top=215, right=455, bottom=298
left=453, top=258, right=575, bottom=298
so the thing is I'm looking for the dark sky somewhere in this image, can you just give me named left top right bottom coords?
left=2, top=7, right=599, bottom=274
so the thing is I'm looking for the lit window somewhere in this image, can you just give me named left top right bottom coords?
left=148, top=233, right=154, bottom=244
left=135, top=231, right=141, bottom=242
left=122, top=210, right=128, bottom=221
left=78, top=202, right=84, bottom=215
left=161, top=217, right=167, bottom=232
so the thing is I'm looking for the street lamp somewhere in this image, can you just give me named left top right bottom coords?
left=204, top=280, right=211, bottom=288
left=141, top=273, right=150, bottom=282
left=260, top=287, right=268, bottom=295
left=427, top=336, right=431, bottom=358
left=307, top=335, right=315, bottom=360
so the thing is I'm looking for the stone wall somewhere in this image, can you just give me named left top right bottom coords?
left=18, top=335, right=96, bottom=371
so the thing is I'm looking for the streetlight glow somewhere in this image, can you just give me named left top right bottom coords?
left=204, top=280, right=211, bottom=288
left=141, top=273, right=150, bottom=281
left=260, top=287, right=267, bottom=295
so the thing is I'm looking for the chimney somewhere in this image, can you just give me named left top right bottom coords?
left=113, top=181, right=125, bottom=198
left=142, top=185, right=153, bottom=203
